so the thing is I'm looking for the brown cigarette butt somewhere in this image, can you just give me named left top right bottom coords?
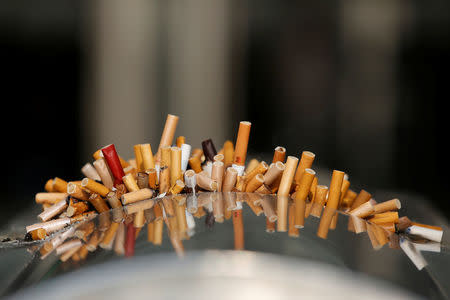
left=121, top=188, right=154, bottom=205
left=245, top=174, right=265, bottom=193
left=368, top=211, right=399, bottom=224
left=81, top=163, right=102, bottom=182
left=266, top=219, right=276, bottom=233
left=67, top=182, right=90, bottom=201
left=261, top=196, right=277, bottom=222
left=232, top=209, right=244, bottom=250
left=81, top=178, right=110, bottom=197
left=294, top=168, right=315, bottom=228
left=136, top=172, right=149, bottom=190
left=396, top=216, right=412, bottom=232
left=140, top=143, right=155, bottom=170
left=305, top=176, right=318, bottom=218
left=176, top=136, right=185, bottom=148
left=366, top=223, right=382, bottom=250
left=160, top=147, right=172, bottom=170
left=159, top=166, right=170, bottom=193
left=245, top=161, right=269, bottom=184
left=100, top=222, right=120, bottom=249
left=134, top=144, right=144, bottom=172
left=29, top=228, right=47, bottom=240
left=105, top=191, right=124, bottom=222
left=35, top=192, right=68, bottom=204
left=44, top=179, right=54, bottom=192
left=276, top=156, right=298, bottom=232
left=146, top=168, right=158, bottom=190
left=222, top=167, right=238, bottom=192
left=122, top=173, right=140, bottom=192
left=170, top=147, right=182, bottom=186
left=169, top=180, right=185, bottom=195
left=317, top=206, right=336, bottom=239
left=37, top=199, right=68, bottom=222
left=86, top=230, right=101, bottom=251
left=53, top=177, right=68, bottom=193
left=233, top=121, right=251, bottom=166
left=372, top=199, right=401, bottom=214
left=288, top=202, right=299, bottom=237
left=87, top=193, right=110, bottom=213
left=66, top=198, right=89, bottom=217
left=377, top=222, right=396, bottom=233
left=147, top=221, right=154, bottom=242
left=294, top=151, right=315, bottom=187
left=272, top=146, right=286, bottom=163
left=202, top=139, right=218, bottom=162
left=263, top=162, right=285, bottom=186
left=341, top=189, right=358, bottom=210
left=325, top=170, right=345, bottom=210
left=245, top=159, right=260, bottom=174
left=156, top=114, right=179, bottom=162
left=188, top=156, right=202, bottom=173
left=196, top=172, right=218, bottom=191
left=93, top=158, right=115, bottom=190
left=223, top=140, right=234, bottom=167
left=212, top=161, right=225, bottom=192
left=134, top=210, right=146, bottom=228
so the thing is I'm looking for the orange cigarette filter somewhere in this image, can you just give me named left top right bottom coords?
left=67, top=182, right=90, bottom=201
left=245, top=174, right=265, bottom=193
left=368, top=211, right=399, bottom=224
left=146, top=168, right=158, bottom=189
left=123, top=173, right=140, bottom=192
left=233, top=121, right=251, bottom=166
left=245, top=159, right=260, bottom=174
left=176, top=136, right=185, bottom=148
left=294, top=151, right=315, bottom=187
left=188, top=156, right=202, bottom=173
left=88, top=193, right=110, bottom=213
left=53, top=177, right=68, bottom=193
left=169, top=180, right=185, bottom=195
left=44, top=179, right=54, bottom=192
left=140, top=143, right=155, bottom=170
left=223, top=140, right=234, bottom=167
left=157, top=114, right=179, bottom=161
left=277, top=156, right=299, bottom=232
left=134, top=144, right=144, bottom=172
left=372, top=199, right=401, bottom=214
left=272, top=146, right=286, bottom=163
left=161, top=146, right=172, bottom=168
left=170, top=147, right=182, bottom=186
left=81, top=178, right=110, bottom=197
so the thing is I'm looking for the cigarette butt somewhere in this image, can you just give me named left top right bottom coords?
left=168, top=180, right=185, bottom=195
left=98, top=213, right=112, bottom=232
left=196, top=172, right=218, bottom=192
left=88, top=193, right=110, bottom=213
left=101, top=144, right=125, bottom=187
left=170, top=147, right=182, bottom=186
left=350, top=201, right=375, bottom=218
left=368, top=211, right=399, bottom=224
left=245, top=161, right=269, bottom=184
left=406, top=225, right=443, bottom=243
left=121, top=188, right=154, bottom=205
left=277, top=156, right=298, bottom=232
left=372, top=199, right=401, bottom=214
left=348, top=189, right=372, bottom=231
left=44, top=179, right=54, bottom=192
left=263, top=162, right=285, bottom=186
left=136, top=172, right=149, bottom=190
left=122, top=173, right=139, bottom=193
left=294, top=151, right=315, bottom=187
left=272, top=146, right=286, bottom=163
left=317, top=206, right=336, bottom=239
left=245, top=159, right=260, bottom=174
left=160, top=146, right=172, bottom=169
left=325, top=170, right=345, bottom=210
left=189, top=156, right=202, bottom=173
left=146, top=168, right=158, bottom=190
left=134, top=144, right=144, bottom=172
left=212, top=161, right=225, bottom=192
left=140, top=143, right=155, bottom=170
left=233, top=121, right=251, bottom=166
left=26, top=218, right=71, bottom=234
left=214, top=153, right=224, bottom=162
left=93, top=158, right=115, bottom=190
left=37, top=199, right=68, bottom=222
left=81, top=163, right=102, bottom=182
left=288, top=202, right=299, bottom=237
left=245, top=174, right=265, bottom=192
left=156, top=114, right=179, bottom=162
left=35, top=192, right=68, bottom=205
left=223, top=140, right=234, bottom=167
left=159, top=166, right=170, bottom=193
left=181, top=144, right=192, bottom=172
left=223, top=167, right=238, bottom=192
left=232, top=209, right=244, bottom=250
left=53, top=177, right=68, bottom=193
left=67, top=182, right=90, bottom=201
left=176, top=136, right=185, bottom=148
left=66, top=198, right=89, bottom=217
left=202, top=139, right=218, bottom=162
left=366, top=223, right=382, bottom=250
left=153, top=219, right=163, bottom=245
left=81, top=178, right=110, bottom=197
left=29, top=228, right=47, bottom=240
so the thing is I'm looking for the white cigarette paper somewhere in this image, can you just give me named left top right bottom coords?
left=181, top=143, right=192, bottom=172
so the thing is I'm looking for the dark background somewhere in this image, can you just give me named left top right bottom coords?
left=1, top=1, right=449, bottom=228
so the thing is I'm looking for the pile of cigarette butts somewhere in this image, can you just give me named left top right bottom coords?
left=24, top=114, right=443, bottom=269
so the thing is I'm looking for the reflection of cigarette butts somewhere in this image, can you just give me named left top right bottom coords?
left=288, top=202, right=299, bottom=237
left=317, top=170, right=344, bottom=239
left=294, top=168, right=315, bottom=228
left=232, top=209, right=244, bottom=250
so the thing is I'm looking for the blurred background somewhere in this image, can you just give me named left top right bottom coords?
left=1, top=0, right=449, bottom=227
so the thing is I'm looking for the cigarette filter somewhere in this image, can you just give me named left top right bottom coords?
left=44, top=179, right=54, bottom=192
left=245, top=159, right=260, bottom=174
left=373, top=199, right=401, bottom=214
left=67, top=182, right=90, bottom=201
left=272, top=146, right=286, bottom=163
left=212, top=161, right=225, bottom=192
left=189, top=156, right=202, bottom=173
left=146, top=168, right=158, bottom=190
left=233, top=121, right=251, bottom=166
left=134, top=144, right=144, bottom=172
left=294, top=168, right=315, bottom=228
left=81, top=178, right=110, bottom=197
left=222, top=167, right=238, bottom=192
left=121, top=188, right=154, bottom=205
left=406, top=225, right=443, bottom=243
left=263, top=162, right=285, bottom=186
left=294, top=151, right=315, bottom=187
left=38, top=199, right=68, bottom=222
left=53, top=177, right=68, bottom=193
left=195, top=172, right=218, bottom=191
left=277, top=156, right=298, bottom=232
left=202, top=139, right=217, bottom=162
left=245, top=174, right=264, bottom=192
left=93, top=158, right=115, bottom=190
left=122, top=173, right=140, bottom=192
left=81, top=163, right=102, bottom=181
left=176, top=136, right=185, bottom=148
left=140, top=143, right=155, bottom=170
left=35, top=192, right=68, bottom=204
left=223, top=140, right=234, bottom=167
left=87, top=193, right=110, bottom=213
left=156, top=114, right=179, bottom=161
left=101, top=144, right=125, bottom=187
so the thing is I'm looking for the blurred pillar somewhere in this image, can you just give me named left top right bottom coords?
left=166, top=0, right=230, bottom=148
left=82, top=0, right=159, bottom=160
